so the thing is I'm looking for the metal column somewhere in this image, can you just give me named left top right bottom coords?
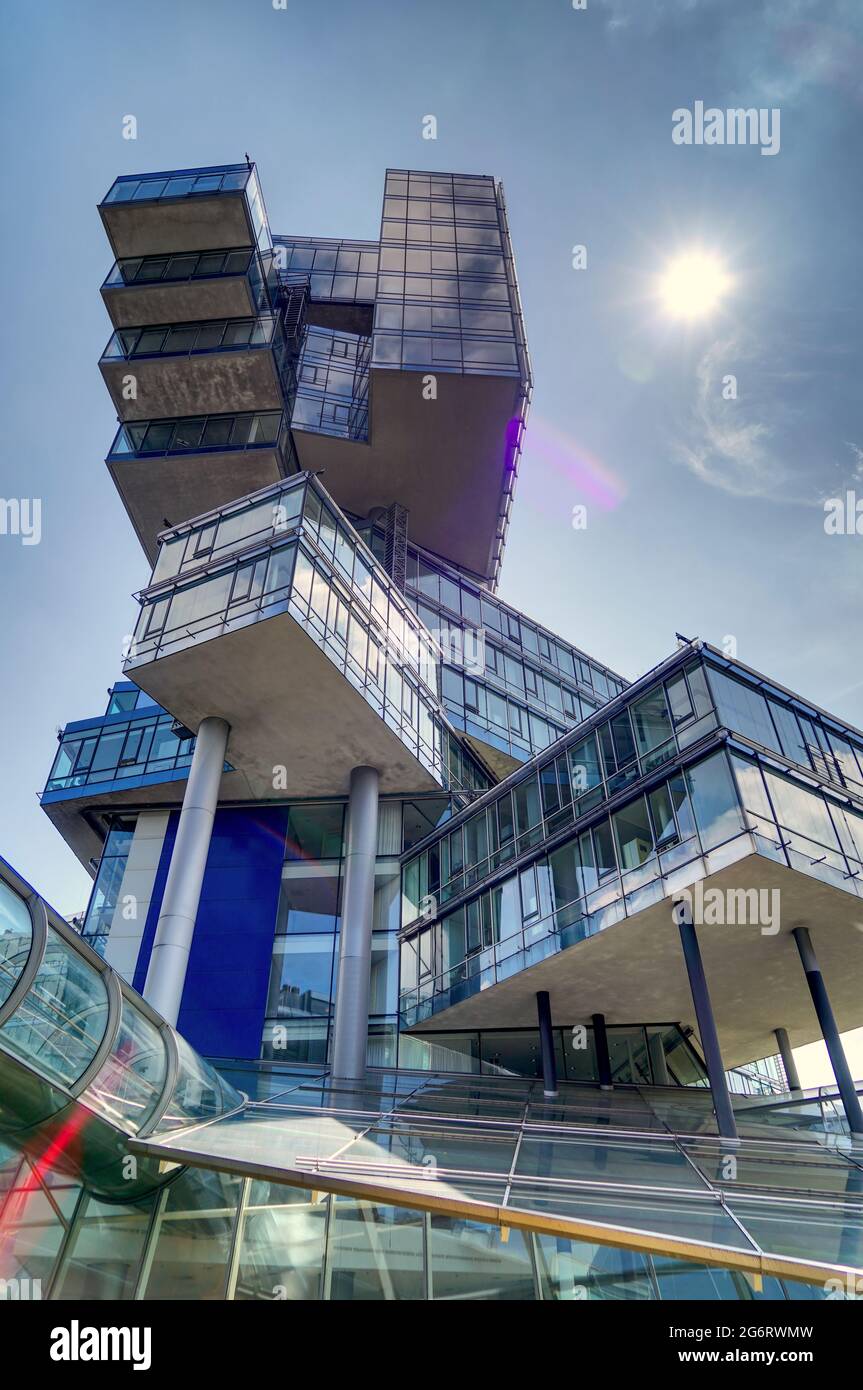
left=143, top=715, right=229, bottom=1026
left=536, top=991, right=558, bottom=1098
left=592, top=1013, right=612, bottom=1090
left=793, top=927, right=863, bottom=1136
left=331, top=765, right=380, bottom=1083
left=773, top=1026, right=802, bottom=1094
left=675, top=912, right=738, bottom=1140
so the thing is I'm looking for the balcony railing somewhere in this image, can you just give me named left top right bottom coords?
left=107, top=409, right=294, bottom=465
left=102, top=164, right=253, bottom=205
left=128, top=474, right=440, bottom=691
left=124, top=474, right=490, bottom=797
left=401, top=643, right=863, bottom=931
left=44, top=710, right=195, bottom=795
left=100, top=312, right=298, bottom=415
left=101, top=312, right=284, bottom=363
left=399, top=749, right=863, bottom=1027
left=100, top=162, right=271, bottom=254
left=102, top=245, right=276, bottom=311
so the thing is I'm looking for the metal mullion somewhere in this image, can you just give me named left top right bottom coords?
left=527, top=1230, right=544, bottom=1301
left=320, top=1192, right=335, bottom=1300
left=673, top=1137, right=724, bottom=1196
left=44, top=1185, right=88, bottom=1301
left=717, top=1190, right=765, bottom=1261
left=422, top=1210, right=433, bottom=1301
left=501, top=1101, right=529, bottom=1212
left=133, top=1185, right=169, bottom=1301
left=222, top=1176, right=251, bottom=1301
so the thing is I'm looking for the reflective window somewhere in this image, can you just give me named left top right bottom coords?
left=0, top=877, right=33, bottom=1010
left=83, top=999, right=167, bottom=1132
left=234, top=1182, right=326, bottom=1300
left=0, top=926, right=109, bottom=1087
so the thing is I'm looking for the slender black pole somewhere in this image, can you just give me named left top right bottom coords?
left=793, top=927, right=863, bottom=1136
left=675, top=910, right=738, bottom=1140
left=536, top=991, right=558, bottom=1097
left=592, top=1013, right=612, bottom=1090
left=773, top=1026, right=802, bottom=1093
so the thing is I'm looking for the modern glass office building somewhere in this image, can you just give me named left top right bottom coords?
left=3, top=162, right=863, bottom=1303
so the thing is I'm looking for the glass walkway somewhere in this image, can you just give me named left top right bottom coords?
left=2, top=855, right=862, bottom=1300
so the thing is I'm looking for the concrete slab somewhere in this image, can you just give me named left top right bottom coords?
left=100, top=194, right=253, bottom=259
left=294, top=367, right=522, bottom=582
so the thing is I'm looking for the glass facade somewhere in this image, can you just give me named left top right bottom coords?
left=409, top=1022, right=707, bottom=1086
left=400, top=539, right=627, bottom=759
left=126, top=473, right=490, bottom=798
left=292, top=325, right=371, bottom=440
left=373, top=170, right=522, bottom=376
left=260, top=800, right=423, bottom=1066
left=273, top=235, right=379, bottom=303
left=400, top=648, right=863, bottom=1024
left=79, top=816, right=136, bottom=956
left=45, top=709, right=197, bottom=795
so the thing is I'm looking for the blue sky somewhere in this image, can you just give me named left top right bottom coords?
left=2, top=0, right=862, bottom=956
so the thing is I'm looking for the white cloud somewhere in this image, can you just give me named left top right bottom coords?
left=844, top=440, right=863, bottom=481
left=678, top=335, right=819, bottom=503
left=678, top=342, right=862, bottom=504
left=603, top=0, right=863, bottom=107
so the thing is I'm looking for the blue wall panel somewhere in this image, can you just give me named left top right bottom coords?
left=133, top=806, right=287, bottom=1060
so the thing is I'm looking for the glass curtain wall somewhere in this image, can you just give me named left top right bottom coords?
left=261, top=801, right=413, bottom=1067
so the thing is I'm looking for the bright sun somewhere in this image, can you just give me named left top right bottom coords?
left=657, top=251, right=732, bottom=320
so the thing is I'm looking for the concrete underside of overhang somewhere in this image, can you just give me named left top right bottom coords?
left=99, top=195, right=252, bottom=260
left=110, top=447, right=289, bottom=563
left=40, top=769, right=252, bottom=872
left=102, top=277, right=256, bottom=329
left=410, top=855, right=863, bottom=1070
left=100, top=350, right=283, bottom=422
left=294, top=367, right=522, bottom=582
left=127, top=608, right=445, bottom=799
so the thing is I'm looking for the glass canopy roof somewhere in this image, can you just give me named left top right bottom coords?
left=133, top=1069, right=863, bottom=1287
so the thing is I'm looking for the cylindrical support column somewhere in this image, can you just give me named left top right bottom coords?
left=774, top=1026, right=802, bottom=1094
left=676, top=913, right=738, bottom=1140
left=592, top=1013, right=612, bottom=1090
left=793, top=927, right=863, bottom=1136
left=143, top=716, right=229, bottom=1026
left=536, top=992, right=558, bottom=1098
left=331, top=766, right=380, bottom=1083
